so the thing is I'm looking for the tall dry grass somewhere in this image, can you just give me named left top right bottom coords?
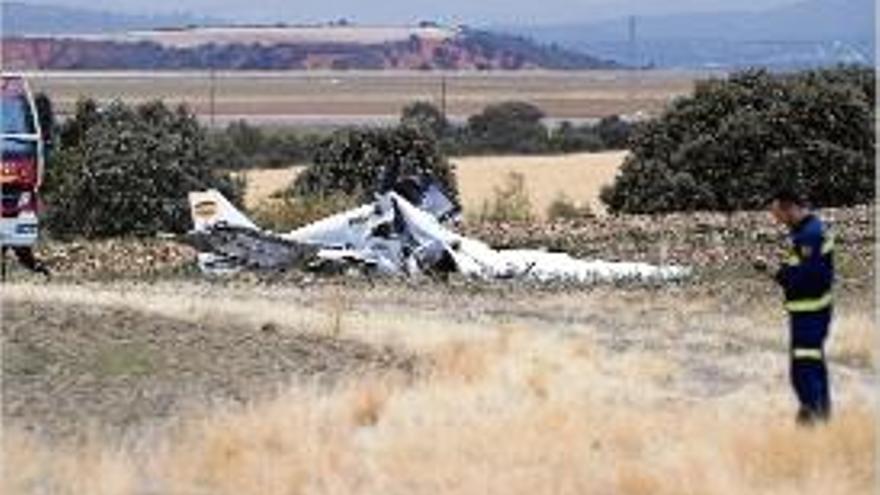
left=237, top=151, right=626, bottom=221
left=3, top=305, right=875, bottom=495
left=453, top=151, right=626, bottom=219
left=239, top=167, right=304, bottom=209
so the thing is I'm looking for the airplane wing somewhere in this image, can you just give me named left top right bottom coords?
left=285, top=203, right=382, bottom=248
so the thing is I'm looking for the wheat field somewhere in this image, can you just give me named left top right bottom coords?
left=240, top=151, right=626, bottom=218
left=239, top=167, right=303, bottom=209
left=453, top=151, right=626, bottom=218
left=2, top=280, right=876, bottom=495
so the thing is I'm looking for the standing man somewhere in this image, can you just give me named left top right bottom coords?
left=756, top=189, right=835, bottom=425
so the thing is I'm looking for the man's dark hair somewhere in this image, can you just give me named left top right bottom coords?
left=770, top=187, right=806, bottom=207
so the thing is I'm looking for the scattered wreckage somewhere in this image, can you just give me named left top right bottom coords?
left=185, top=176, right=691, bottom=284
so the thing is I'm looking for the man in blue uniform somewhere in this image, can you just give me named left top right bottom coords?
left=756, top=189, right=835, bottom=425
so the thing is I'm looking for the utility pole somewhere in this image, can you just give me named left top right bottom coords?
left=627, top=15, right=639, bottom=115
left=628, top=15, right=638, bottom=69
left=209, top=68, right=217, bottom=127
left=440, top=74, right=448, bottom=122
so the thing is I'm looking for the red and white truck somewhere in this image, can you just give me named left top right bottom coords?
left=1, top=74, right=52, bottom=276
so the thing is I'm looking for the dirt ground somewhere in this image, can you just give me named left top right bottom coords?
left=3, top=295, right=418, bottom=439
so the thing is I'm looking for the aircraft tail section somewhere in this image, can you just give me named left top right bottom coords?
left=189, top=190, right=257, bottom=232
left=186, top=190, right=320, bottom=274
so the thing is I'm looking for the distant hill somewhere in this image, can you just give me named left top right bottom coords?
left=1, top=2, right=218, bottom=35
left=2, top=25, right=618, bottom=71
left=512, top=0, right=875, bottom=68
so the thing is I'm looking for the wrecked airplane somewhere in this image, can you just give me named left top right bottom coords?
left=185, top=176, right=691, bottom=284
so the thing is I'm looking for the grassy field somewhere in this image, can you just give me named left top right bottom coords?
left=240, top=151, right=627, bottom=218
left=27, top=70, right=701, bottom=126
left=2, top=279, right=875, bottom=495
left=454, top=151, right=626, bottom=218
left=1, top=202, right=875, bottom=494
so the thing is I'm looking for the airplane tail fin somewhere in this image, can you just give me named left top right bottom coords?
left=189, top=190, right=258, bottom=232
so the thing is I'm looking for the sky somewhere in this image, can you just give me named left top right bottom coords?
left=13, top=0, right=800, bottom=25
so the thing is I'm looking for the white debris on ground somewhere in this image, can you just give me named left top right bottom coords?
left=186, top=184, right=691, bottom=284
left=466, top=247, right=691, bottom=283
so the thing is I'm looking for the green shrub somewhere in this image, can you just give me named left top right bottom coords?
left=549, top=121, right=605, bottom=153
left=464, top=101, right=549, bottom=154
left=44, top=99, right=244, bottom=239
left=413, top=101, right=630, bottom=156
left=547, top=194, right=594, bottom=221
left=209, top=121, right=321, bottom=170
left=601, top=66, right=875, bottom=214
left=292, top=126, right=458, bottom=201
left=400, top=101, right=449, bottom=138
left=595, top=115, right=634, bottom=149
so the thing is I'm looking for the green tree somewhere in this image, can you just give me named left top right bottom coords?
left=549, top=121, right=603, bottom=153
left=224, top=120, right=265, bottom=157
left=45, top=99, right=244, bottom=238
left=465, top=101, right=548, bottom=154
left=595, top=115, right=633, bottom=149
left=292, top=126, right=457, bottom=201
left=602, top=66, right=875, bottom=213
left=400, top=101, right=449, bottom=138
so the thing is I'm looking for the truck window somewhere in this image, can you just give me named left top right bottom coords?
left=2, top=137, right=37, bottom=159
left=2, top=95, right=36, bottom=135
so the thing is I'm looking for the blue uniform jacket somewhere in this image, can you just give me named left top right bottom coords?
left=774, top=214, right=835, bottom=313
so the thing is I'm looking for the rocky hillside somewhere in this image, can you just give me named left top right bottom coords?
left=2, top=26, right=617, bottom=71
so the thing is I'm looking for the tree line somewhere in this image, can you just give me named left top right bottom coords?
left=205, top=101, right=635, bottom=172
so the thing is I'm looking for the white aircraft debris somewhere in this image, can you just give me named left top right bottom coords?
left=185, top=177, right=691, bottom=284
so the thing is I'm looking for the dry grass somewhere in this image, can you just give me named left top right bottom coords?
left=240, top=151, right=625, bottom=219
left=238, top=167, right=303, bottom=209
left=2, top=281, right=876, bottom=494
left=3, top=327, right=875, bottom=495
left=828, top=313, right=877, bottom=369
left=454, top=151, right=626, bottom=219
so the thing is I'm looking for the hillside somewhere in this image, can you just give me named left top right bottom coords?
left=513, top=0, right=875, bottom=68
left=2, top=25, right=617, bottom=71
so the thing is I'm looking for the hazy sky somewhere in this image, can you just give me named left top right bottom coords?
left=15, top=0, right=800, bottom=25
